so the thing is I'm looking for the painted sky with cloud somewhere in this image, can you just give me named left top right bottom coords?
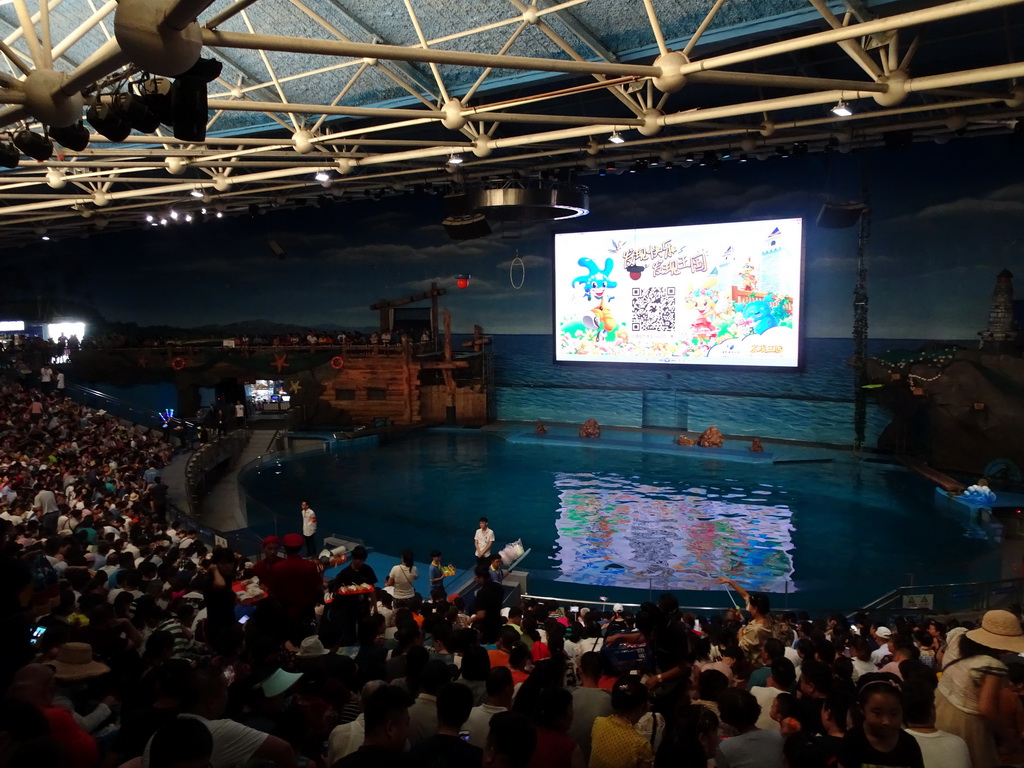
left=2, top=133, right=1020, bottom=339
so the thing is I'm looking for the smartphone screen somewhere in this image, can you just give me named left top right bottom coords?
left=459, top=730, right=470, bottom=742
left=29, top=626, right=46, bottom=645
left=238, top=615, right=250, bottom=625
left=570, top=606, right=580, bottom=613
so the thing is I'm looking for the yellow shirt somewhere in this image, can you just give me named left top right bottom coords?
left=589, top=715, right=653, bottom=768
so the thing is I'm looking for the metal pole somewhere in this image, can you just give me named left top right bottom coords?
left=201, top=28, right=660, bottom=78
left=641, top=0, right=670, bottom=56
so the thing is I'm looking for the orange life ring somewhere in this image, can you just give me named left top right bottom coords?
left=171, top=357, right=186, bottom=370
left=330, top=356, right=345, bottom=369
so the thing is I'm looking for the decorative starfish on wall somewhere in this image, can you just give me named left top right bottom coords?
left=271, top=353, right=290, bottom=373
left=288, top=380, right=302, bottom=394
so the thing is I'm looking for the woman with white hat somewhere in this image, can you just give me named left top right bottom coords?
left=934, top=610, right=1024, bottom=767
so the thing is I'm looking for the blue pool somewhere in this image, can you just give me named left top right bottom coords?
left=241, top=429, right=999, bottom=610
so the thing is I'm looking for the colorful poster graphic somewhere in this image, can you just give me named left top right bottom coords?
left=554, top=218, right=803, bottom=367
left=552, top=472, right=795, bottom=592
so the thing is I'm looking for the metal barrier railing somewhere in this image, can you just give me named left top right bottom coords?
left=857, top=577, right=1024, bottom=617
left=184, top=429, right=250, bottom=516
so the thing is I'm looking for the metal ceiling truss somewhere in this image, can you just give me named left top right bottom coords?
left=0, top=0, right=1019, bottom=245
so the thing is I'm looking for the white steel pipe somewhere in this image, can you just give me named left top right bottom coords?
left=52, top=1, right=117, bottom=60
left=201, top=29, right=660, bottom=78
left=687, top=70, right=887, bottom=93
left=59, top=38, right=129, bottom=97
left=805, top=0, right=882, bottom=80
left=679, top=0, right=1024, bottom=77
left=165, top=0, right=219, bottom=32
left=906, top=61, right=1024, bottom=91
left=206, top=98, right=643, bottom=127
left=683, top=0, right=728, bottom=57
left=3, top=0, right=61, bottom=48
left=11, top=0, right=46, bottom=69
left=642, top=0, right=670, bottom=56
left=204, top=0, right=263, bottom=30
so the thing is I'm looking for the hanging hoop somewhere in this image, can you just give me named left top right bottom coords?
left=171, top=357, right=186, bottom=371
left=509, top=255, right=525, bottom=290
left=330, top=356, right=345, bottom=370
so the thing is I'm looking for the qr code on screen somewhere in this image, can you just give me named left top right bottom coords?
left=631, top=286, right=676, bottom=332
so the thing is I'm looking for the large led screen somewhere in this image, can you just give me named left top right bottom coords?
left=554, top=218, right=803, bottom=367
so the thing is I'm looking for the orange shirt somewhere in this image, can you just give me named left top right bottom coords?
left=488, top=648, right=510, bottom=668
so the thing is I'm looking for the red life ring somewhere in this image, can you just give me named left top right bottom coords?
left=330, top=356, right=345, bottom=369
left=171, top=357, right=186, bottom=370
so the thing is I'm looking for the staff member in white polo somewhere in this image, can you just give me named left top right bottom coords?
left=474, top=516, right=495, bottom=566
left=300, top=500, right=317, bottom=558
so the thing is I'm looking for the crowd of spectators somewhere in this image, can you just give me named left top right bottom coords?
left=5, top=380, right=1024, bottom=768
left=73, top=328, right=433, bottom=350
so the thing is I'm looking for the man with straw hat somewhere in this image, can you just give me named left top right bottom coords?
left=9, top=663, right=99, bottom=768
left=935, top=609, right=1024, bottom=768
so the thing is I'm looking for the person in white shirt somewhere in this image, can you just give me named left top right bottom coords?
left=464, top=667, right=513, bottom=748
left=903, top=678, right=972, bottom=768
left=474, top=517, right=495, bottom=564
left=871, top=626, right=894, bottom=667
left=751, top=658, right=796, bottom=731
left=386, top=550, right=419, bottom=607
left=300, top=500, right=317, bottom=558
left=327, top=680, right=386, bottom=764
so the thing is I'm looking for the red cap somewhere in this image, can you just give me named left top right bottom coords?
left=282, top=533, right=304, bottom=549
left=263, top=535, right=280, bottom=546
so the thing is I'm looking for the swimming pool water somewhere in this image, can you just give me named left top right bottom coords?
left=241, top=430, right=998, bottom=610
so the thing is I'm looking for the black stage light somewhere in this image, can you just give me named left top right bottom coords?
left=86, top=103, right=131, bottom=142
left=13, top=129, right=53, bottom=161
left=171, top=57, right=224, bottom=142
left=112, top=92, right=161, bottom=133
left=443, top=192, right=472, bottom=217
left=792, top=141, right=809, bottom=157
left=442, top=214, right=491, bottom=241
left=0, top=143, right=19, bottom=168
left=139, top=79, right=174, bottom=125
left=816, top=202, right=867, bottom=229
left=49, top=121, right=90, bottom=152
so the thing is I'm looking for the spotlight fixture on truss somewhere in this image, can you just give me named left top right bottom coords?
left=448, top=153, right=464, bottom=165
left=13, top=129, right=53, bottom=162
left=49, top=121, right=90, bottom=152
left=831, top=100, right=854, bottom=117
left=608, top=131, right=625, bottom=144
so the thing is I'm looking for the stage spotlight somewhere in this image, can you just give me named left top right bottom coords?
left=831, top=100, right=853, bottom=117
left=792, top=142, right=809, bottom=157
left=139, top=78, right=174, bottom=125
left=49, top=121, right=90, bottom=152
left=604, top=161, right=615, bottom=171
left=170, top=57, right=223, bottom=142
left=776, top=145, right=790, bottom=158
left=739, top=153, right=749, bottom=163
left=112, top=92, right=161, bottom=133
left=608, top=131, right=625, bottom=144
left=13, top=129, right=53, bottom=161
left=684, top=152, right=695, bottom=164
left=0, top=143, right=18, bottom=168
left=720, top=148, right=733, bottom=159
left=664, top=161, right=675, bottom=170
left=190, top=188, right=203, bottom=198
left=447, top=153, right=464, bottom=165
left=86, top=103, right=131, bottom=142
left=314, top=170, right=330, bottom=182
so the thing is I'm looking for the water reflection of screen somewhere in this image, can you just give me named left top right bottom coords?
left=552, top=472, right=795, bottom=592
